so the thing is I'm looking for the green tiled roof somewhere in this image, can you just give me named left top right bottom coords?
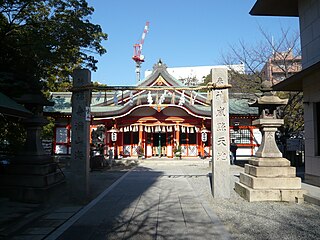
left=0, top=92, right=32, bottom=118
left=230, top=98, right=258, bottom=115
left=44, top=92, right=258, bottom=116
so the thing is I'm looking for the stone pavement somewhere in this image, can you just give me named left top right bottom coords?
left=0, top=167, right=132, bottom=240
left=1, top=158, right=320, bottom=240
left=47, top=159, right=231, bottom=240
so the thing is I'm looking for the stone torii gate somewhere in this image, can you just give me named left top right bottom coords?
left=69, top=68, right=231, bottom=203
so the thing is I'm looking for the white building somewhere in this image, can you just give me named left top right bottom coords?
left=252, top=0, right=320, bottom=187
left=145, top=63, right=245, bottom=86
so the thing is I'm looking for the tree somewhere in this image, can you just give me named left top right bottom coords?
left=0, top=1, right=107, bottom=154
left=223, top=27, right=301, bottom=84
left=200, top=69, right=261, bottom=93
left=221, top=27, right=303, bottom=136
left=0, top=0, right=107, bottom=97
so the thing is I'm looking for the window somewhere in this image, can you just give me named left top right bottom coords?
left=55, top=126, right=71, bottom=154
left=230, top=128, right=251, bottom=144
left=56, top=128, right=68, bottom=143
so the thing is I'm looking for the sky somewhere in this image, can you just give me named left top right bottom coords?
left=86, top=0, right=299, bottom=86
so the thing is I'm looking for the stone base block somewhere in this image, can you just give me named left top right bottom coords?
left=240, top=173, right=301, bottom=189
left=235, top=182, right=306, bottom=203
left=12, top=155, right=54, bottom=164
left=249, top=158, right=290, bottom=167
left=245, top=164, right=296, bottom=178
left=304, top=173, right=320, bottom=187
left=281, top=189, right=306, bottom=203
left=0, top=171, right=65, bottom=187
left=0, top=181, right=66, bottom=203
left=0, top=162, right=65, bottom=202
left=304, top=194, right=320, bottom=206
left=4, top=163, right=57, bottom=175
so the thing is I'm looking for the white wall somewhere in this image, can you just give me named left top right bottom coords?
left=303, top=72, right=320, bottom=178
left=299, top=0, right=320, bottom=185
left=144, top=64, right=245, bottom=85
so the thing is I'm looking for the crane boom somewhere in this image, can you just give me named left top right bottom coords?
left=133, top=21, right=149, bottom=82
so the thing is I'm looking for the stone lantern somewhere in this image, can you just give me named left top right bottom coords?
left=235, top=81, right=306, bottom=203
left=250, top=80, right=288, bottom=158
left=0, top=93, right=65, bottom=202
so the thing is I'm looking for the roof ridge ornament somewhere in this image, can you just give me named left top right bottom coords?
left=153, top=59, right=168, bottom=71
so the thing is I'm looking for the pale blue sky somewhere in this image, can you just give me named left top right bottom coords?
left=87, top=0, right=299, bottom=86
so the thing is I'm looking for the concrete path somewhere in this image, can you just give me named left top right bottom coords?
left=47, top=160, right=231, bottom=240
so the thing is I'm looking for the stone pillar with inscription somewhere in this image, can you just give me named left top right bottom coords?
left=70, top=69, right=92, bottom=203
left=211, top=68, right=230, bottom=198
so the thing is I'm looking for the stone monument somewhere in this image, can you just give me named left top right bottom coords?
left=211, top=68, right=230, bottom=198
left=70, top=69, right=91, bottom=203
left=235, top=81, right=306, bottom=202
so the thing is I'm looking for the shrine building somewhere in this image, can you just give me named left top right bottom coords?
left=45, top=61, right=260, bottom=159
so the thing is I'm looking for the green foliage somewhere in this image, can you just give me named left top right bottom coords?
left=0, top=115, right=26, bottom=154
left=0, top=1, right=108, bottom=154
left=0, top=0, right=108, bottom=97
left=277, top=92, right=304, bottom=135
left=41, top=117, right=55, bottom=140
left=201, top=72, right=212, bottom=87
left=173, top=145, right=181, bottom=157
left=228, top=70, right=262, bottom=93
left=200, top=70, right=261, bottom=93
left=220, top=27, right=303, bottom=135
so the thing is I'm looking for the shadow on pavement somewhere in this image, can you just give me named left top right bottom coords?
left=56, top=166, right=165, bottom=239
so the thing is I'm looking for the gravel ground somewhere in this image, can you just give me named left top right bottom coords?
left=177, top=161, right=320, bottom=240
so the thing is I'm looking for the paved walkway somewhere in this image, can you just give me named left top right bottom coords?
left=2, top=158, right=320, bottom=239
left=47, top=160, right=230, bottom=240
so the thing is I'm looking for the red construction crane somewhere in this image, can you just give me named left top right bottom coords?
left=132, top=21, right=149, bottom=82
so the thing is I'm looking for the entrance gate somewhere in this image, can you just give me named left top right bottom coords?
left=70, top=68, right=231, bottom=201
